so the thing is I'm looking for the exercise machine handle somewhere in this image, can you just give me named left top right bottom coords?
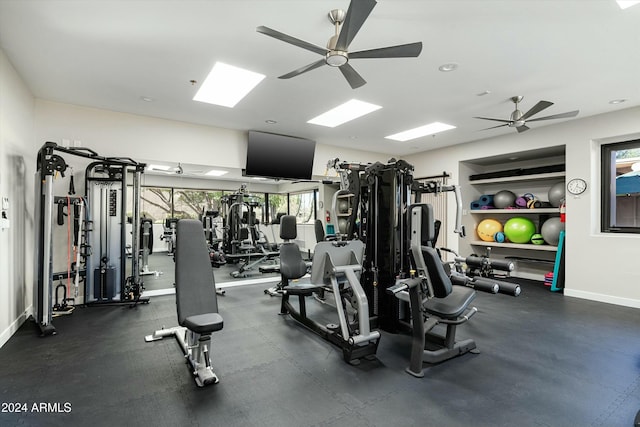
left=387, top=277, right=422, bottom=295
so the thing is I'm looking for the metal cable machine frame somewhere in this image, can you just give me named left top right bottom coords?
left=328, top=158, right=465, bottom=333
left=34, top=141, right=147, bottom=336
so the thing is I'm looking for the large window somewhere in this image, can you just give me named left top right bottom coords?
left=601, top=138, right=640, bottom=233
left=140, top=187, right=173, bottom=223
left=173, top=188, right=223, bottom=219
left=267, top=193, right=288, bottom=224
left=289, top=190, right=317, bottom=224
left=128, top=184, right=316, bottom=226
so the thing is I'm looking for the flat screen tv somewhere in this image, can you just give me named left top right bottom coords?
left=245, top=130, right=316, bottom=180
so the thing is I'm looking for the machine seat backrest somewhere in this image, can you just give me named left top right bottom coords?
left=175, top=219, right=220, bottom=327
left=278, top=215, right=307, bottom=280
left=280, top=215, right=298, bottom=241
left=420, top=245, right=453, bottom=299
left=314, top=219, right=325, bottom=242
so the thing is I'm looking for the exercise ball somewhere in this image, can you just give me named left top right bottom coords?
left=337, top=218, right=348, bottom=234
left=476, top=218, right=503, bottom=242
left=548, top=182, right=565, bottom=207
left=531, top=233, right=545, bottom=245
left=494, top=231, right=505, bottom=243
left=540, top=217, right=564, bottom=245
left=493, top=190, right=517, bottom=209
left=503, top=217, right=536, bottom=244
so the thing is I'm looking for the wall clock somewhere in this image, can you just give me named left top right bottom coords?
left=567, top=178, right=587, bottom=195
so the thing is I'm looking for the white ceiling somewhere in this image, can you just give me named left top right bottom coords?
left=1, top=0, right=639, bottom=159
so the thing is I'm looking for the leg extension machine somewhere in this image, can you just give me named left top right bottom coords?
left=388, top=204, right=478, bottom=377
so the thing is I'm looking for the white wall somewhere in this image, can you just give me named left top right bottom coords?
left=0, top=49, right=36, bottom=347
left=34, top=100, right=390, bottom=181
left=405, top=106, right=640, bottom=308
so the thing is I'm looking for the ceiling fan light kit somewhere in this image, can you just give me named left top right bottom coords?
left=257, top=0, right=422, bottom=89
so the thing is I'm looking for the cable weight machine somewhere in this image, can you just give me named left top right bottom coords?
left=34, top=142, right=148, bottom=336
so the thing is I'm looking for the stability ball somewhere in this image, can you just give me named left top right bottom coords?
left=548, top=182, right=565, bottom=207
left=493, top=190, right=517, bottom=209
left=476, top=219, right=503, bottom=242
left=540, top=217, right=564, bottom=245
left=503, top=217, right=536, bottom=244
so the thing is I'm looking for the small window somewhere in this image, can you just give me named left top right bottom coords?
left=601, top=138, right=640, bottom=233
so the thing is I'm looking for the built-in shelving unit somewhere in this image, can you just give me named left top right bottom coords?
left=459, top=146, right=566, bottom=281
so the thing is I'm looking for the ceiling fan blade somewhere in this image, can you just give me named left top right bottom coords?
left=339, top=63, right=366, bottom=89
left=520, top=100, right=553, bottom=121
left=349, top=42, right=423, bottom=59
left=527, top=110, right=580, bottom=122
left=335, top=0, right=377, bottom=51
left=473, top=116, right=513, bottom=124
left=257, top=26, right=328, bottom=56
left=279, top=59, right=326, bottom=79
left=481, top=124, right=510, bottom=131
left=516, top=125, right=530, bottom=133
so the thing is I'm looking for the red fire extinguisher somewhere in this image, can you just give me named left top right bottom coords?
left=560, top=200, right=566, bottom=223
left=326, top=210, right=331, bottom=223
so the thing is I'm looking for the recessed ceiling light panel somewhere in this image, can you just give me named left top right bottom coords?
left=193, top=62, right=265, bottom=108
left=385, top=122, right=456, bottom=142
left=147, top=164, right=171, bottom=171
left=617, top=0, right=640, bottom=9
left=205, top=169, right=229, bottom=177
left=308, top=99, right=382, bottom=128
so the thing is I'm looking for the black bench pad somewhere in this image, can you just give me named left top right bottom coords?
left=284, top=283, right=322, bottom=296
left=183, top=313, right=224, bottom=334
left=423, top=286, right=476, bottom=319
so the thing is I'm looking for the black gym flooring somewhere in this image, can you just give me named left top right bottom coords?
left=0, top=253, right=639, bottom=427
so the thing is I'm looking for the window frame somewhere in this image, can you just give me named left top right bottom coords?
left=600, top=138, right=640, bottom=234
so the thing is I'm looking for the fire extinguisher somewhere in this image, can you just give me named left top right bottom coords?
left=325, top=210, right=331, bottom=223
left=560, top=200, right=566, bottom=223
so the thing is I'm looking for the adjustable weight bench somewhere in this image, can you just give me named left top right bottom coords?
left=145, top=219, right=224, bottom=387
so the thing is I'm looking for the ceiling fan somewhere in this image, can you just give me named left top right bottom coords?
left=256, top=0, right=422, bottom=89
left=474, top=96, right=580, bottom=133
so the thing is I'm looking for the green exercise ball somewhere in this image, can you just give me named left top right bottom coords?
left=503, top=217, right=536, bottom=244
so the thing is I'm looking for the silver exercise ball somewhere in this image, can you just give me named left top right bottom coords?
left=493, top=190, right=517, bottom=209
left=548, top=182, right=565, bottom=207
left=540, top=217, right=564, bottom=245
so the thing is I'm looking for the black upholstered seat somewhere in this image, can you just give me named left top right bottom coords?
left=175, top=219, right=222, bottom=333
left=183, top=313, right=224, bottom=334
left=419, top=244, right=476, bottom=319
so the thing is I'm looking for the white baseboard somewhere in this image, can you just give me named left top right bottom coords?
left=0, top=305, right=32, bottom=349
left=564, top=289, right=640, bottom=309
